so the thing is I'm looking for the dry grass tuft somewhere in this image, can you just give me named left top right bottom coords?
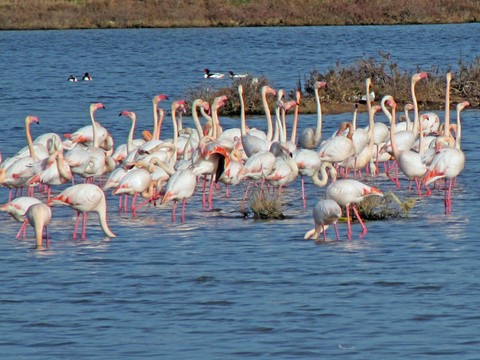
left=249, top=188, right=285, bottom=220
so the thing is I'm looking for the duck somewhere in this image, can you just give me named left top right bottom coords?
left=228, top=70, right=248, bottom=78
left=82, top=72, right=92, bottom=81
left=68, top=75, right=78, bottom=82
left=203, top=68, right=224, bottom=79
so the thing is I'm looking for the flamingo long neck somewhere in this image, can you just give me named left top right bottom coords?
left=404, top=106, right=412, bottom=130
left=365, top=79, right=375, bottom=148
left=96, top=198, right=116, bottom=238
left=192, top=100, right=205, bottom=140
left=127, top=112, right=136, bottom=154
left=455, top=102, right=466, bottom=149
left=90, top=105, right=98, bottom=148
left=56, top=151, right=72, bottom=182
left=171, top=105, right=179, bottom=158
left=381, top=97, right=393, bottom=123
left=314, top=84, right=323, bottom=144
left=444, top=72, right=452, bottom=137
left=261, top=86, right=274, bottom=142
left=25, top=116, right=37, bottom=159
left=312, top=162, right=335, bottom=187
left=273, top=105, right=282, bottom=142
left=411, top=77, right=420, bottom=136
left=389, top=101, right=401, bottom=159
left=290, top=91, right=301, bottom=144
left=152, top=99, right=159, bottom=141
left=155, top=109, right=165, bottom=140
left=239, top=85, right=247, bottom=137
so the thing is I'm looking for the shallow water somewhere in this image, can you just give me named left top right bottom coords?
left=0, top=24, right=480, bottom=359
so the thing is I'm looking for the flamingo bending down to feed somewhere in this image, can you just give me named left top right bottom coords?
left=25, top=202, right=52, bottom=248
left=304, top=199, right=342, bottom=241
left=48, top=183, right=116, bottom=239
left=0, top=196, right=42, bottom=239
left=326, top=179, right=383, bottom=239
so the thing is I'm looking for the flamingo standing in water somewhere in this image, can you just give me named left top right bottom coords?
left=326, top=179, right=383, bottom=239
left=299, top=81, right=326, bottom=149
left=304, top=199, right=342, bottom=241
left=25, top=202, right=52, bottom=248
left=48, top=183, right=115, bottom=239
left=0, top=196, right=42, bottom=239
left=423, top=99, right=468, bottom=214
left=160, top=167, right=197, bottom=223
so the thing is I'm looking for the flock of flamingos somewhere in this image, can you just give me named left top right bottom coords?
left=0, top=71, right=468, bottom=247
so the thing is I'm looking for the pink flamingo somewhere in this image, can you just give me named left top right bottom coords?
left=326, top=179, right=383, bottom=239
left=304, top=199, right=342, bottom=241
left=0, top=196, right=42, bottom=239
left=299, top=81, right=326, bottom=149
left=25, top=202, right=52, bottom=248
left=160, top=168, right=197, bottom=223
left=1, top=116, right=48, bottom=199
left=387, top=96, right=428, bottom=195
left=423, top=99, right=468, bottom=214
left=48, top=183, right=115, bottom=239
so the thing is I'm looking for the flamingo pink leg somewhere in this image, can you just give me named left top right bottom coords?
left=352, top=205, right=368, bottom=239
left=301, top=176, right=307, bottom=208
left=16, top=220, right=28, bottom=239
left=73, top=211, right=81, bottom=240
left=181, top=198, right=187, bottom=223
left=172, top=201, right=178, bottom=223
left=346, top=205, right=352, bottom=240
left=81, top=212, right=88, bottom=239
left=333, top=223, right=341, bottom=241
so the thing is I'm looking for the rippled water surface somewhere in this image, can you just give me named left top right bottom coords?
left=0, top=24, right=480, bottom=359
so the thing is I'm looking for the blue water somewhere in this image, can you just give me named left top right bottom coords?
left=0, top=24, right=480, bottom=359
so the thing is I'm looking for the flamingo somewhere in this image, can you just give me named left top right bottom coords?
left=310, top=161, right=337, bottom=189
left=48, top=183, right=115, bottom=239
left=387, top=96, right=428, bottom=195
left=0, top=196, right=42, bottom=239
left=1, top=116, right=48, bottom=199
left=238, top=84, right=270, bottom=157
left=326, top=179, right=383, bottom=239
left=318, top=121, right=355, bottom=166
left=160, top=168, right=197, bottom=223
left=25, top=202, right=52, bottom=248
left=112, top=166, right=155, bottom=216
left=423, top=99, right=468, bottom=214
left=64, top=103, right=109, bottom=147
left=304, top=199, right=342, bottom=241
left=299, top=81, right=326, bottom=149
left=293, top=148, right=322, bottom=208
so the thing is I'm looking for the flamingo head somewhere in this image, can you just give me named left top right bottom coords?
left=315, top=81, right=327, bottom=89
left=91, top=103, right=105, bottom=112
left=153, top=94, right=168, bottom=104
left=26, top=115, right=39, bottom=125
left=386, top=98, right=397, bottom=109
left=262, top=85, right=276, bottom=97
left=457, top=101, right=470, bottom=111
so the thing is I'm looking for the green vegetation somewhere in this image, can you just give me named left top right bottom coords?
left=0, top=0, right=478, bottom=30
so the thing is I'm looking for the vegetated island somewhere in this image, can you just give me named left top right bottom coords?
left=1, top=0, right=478, bottom=30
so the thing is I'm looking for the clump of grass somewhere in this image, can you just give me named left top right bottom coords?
left=248, top=188, right=285, bottom=220
left=355, top=191, right=417, bottom=221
